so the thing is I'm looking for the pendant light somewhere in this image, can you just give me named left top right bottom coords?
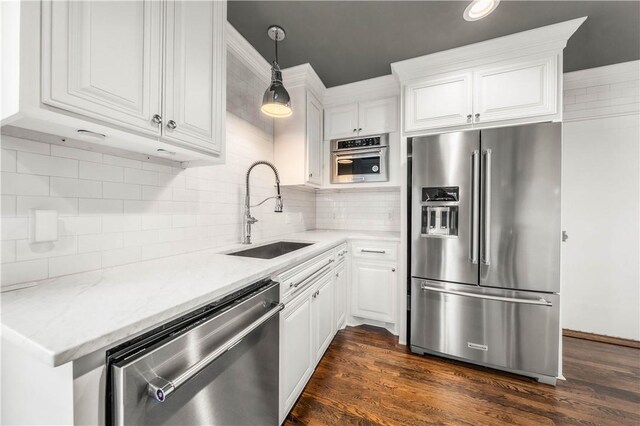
left=261, top=25, right=292, bottom=118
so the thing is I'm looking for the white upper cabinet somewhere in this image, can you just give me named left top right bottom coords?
left=392, top=17, right=586, bottom=134
left=404, top=72, right=473, bottom=132
left=274, top=65, right=324, bottom=187
left=43, top=0, right=163, bottom=135
left=163, top=0, right=225, bottom=154
left=324, top=103, right=358, bottom=139
left=358, top=97, right=398, bottom=136
left=472, top=55, right=557, bottom=125
left=4, top=0, right=226, bottom=164
left=306, top=93, right=323, bottom=185
left=324, top=97, right=397, bottom=140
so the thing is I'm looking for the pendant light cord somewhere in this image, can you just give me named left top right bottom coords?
left=274, top=35, right=279, bottom=64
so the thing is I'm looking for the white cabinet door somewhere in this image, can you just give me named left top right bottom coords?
left=472, top=55, right=557, bottom=125
left=163, top=0, right=225, bottom=154
left=306, top=92, right=323, bottom=185
left=334, top=261, right=347, bottom=330
left=312, top=274, right=335, bottom=362
left=404, top=72, right=473, bottom=132
left=43, top=0, right=162, bottom=135
left=351, top=259, right=396, bottom=323
left=279, top=295, right=313, bottom=423
left=324, top=103, right=358, bottom=140
left=358, top=97, right=398, bottom=136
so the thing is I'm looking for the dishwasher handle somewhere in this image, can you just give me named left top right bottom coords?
left=147, top=302, right=284, bottom=403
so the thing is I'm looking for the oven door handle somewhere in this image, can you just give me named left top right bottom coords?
left=334, top=150, right=383, bottom=160
left=147, top=302, right=284, bottom=403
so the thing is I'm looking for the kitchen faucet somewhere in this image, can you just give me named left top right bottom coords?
left=243, top=161, right=283, bottom=244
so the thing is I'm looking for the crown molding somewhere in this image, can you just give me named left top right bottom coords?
left=564, top=60, right=640, bottom=90
left=226, top=22, right=271, bottom=84
left=324, top=74, right=400, bottom=106
left=282, top=63, right=327, bottom=102
left=391, top=17, right=587, bottom=82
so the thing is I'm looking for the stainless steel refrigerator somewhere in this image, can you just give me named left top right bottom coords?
left=410, top=122, right=561, bottom=385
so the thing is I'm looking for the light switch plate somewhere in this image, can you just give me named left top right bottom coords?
left=30, top=209, right=59, bottom=243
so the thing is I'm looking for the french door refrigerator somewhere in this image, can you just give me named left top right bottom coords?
left=410, top=122, right=561, bottom=385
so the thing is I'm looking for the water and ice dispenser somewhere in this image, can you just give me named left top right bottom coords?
left=421, top=187, right=459, bottom=237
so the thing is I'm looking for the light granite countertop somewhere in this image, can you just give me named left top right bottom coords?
left=0, top=230, right=399, bottom=367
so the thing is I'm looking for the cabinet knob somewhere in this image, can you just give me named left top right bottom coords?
left=466, top=114, right=472, bottom=120
left=308, top=173, right=313, bottom=178
left=152, top=114, right=162, bottom=125
left=392, top=268, right=396, bottom=272
left=358, top=128, right=362, bottom=132
left=353, top=128, right=357, bottom=133
left=167, top=120, right=177, bottom=130
left=474, top=113, right=480, bottom=120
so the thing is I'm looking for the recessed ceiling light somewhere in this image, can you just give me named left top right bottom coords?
left=463, top=0, right=500, bottom=22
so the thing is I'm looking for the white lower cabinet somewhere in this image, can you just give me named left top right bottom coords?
left=312, top=273, right=335, bottom=363
left=351, top=258, right=397, bottom=323
left=279, top=291, right=314, bottom=423
left=334, top=261, right=347, bottom=330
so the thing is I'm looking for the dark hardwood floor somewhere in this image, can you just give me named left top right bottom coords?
left=285, top=325, right=640, bottom=425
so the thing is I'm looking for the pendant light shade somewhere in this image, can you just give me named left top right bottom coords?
left=261, top=25, right=292, bottom=118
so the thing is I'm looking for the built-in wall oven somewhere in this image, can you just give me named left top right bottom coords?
left=330, top=134, right=389, bottom=183
left=106, top=279, right=282, bottom=425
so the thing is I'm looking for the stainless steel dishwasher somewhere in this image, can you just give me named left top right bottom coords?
left=106, top=279, right=283, bottom=426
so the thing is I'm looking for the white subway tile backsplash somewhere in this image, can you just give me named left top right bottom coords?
left=1, top=259, right=48, bottom=288
left=79, top=161, right=123, bottom=182
left=50, top=177, right=102, bottom=198
left=59, top=216, right=102, bottom=236
left=1, top=217, right=29, bottom=240
left=51, top=145, right=103, bottom=163
left=124, top=168, right=159, bottom=186
left=2, top=149, right=17, bottom=172
left=1, top=136, right=50, bottom=155
left=1, top=195, right=16, bottom=216
left=79, top=198, right=124, bottom=215
left=49, top=252, right=102, bottom=277
left=17, top=196, right=78, bottom=216
left=141, top=214, right=172, bottom=230
left=78, top=233, right=123, bottom=253
left=17, top=151, right=77, bottom=178
left=101, top=246, right=141, bottom=268
left=103, top=182, right=142, bottom=200
left=124, top=200, right=159, bottom=214
left=102, top=215, right=141, bottom=233
left=2, top=240, right=16, bottom=263
left=103, top=154, right=142, bottom=169
left=16, top=236, right=77, bottom=261
left=316, top=189, right=400, bottom=232
left=1, top=172, right=50, bottom=196
left=142, top=185, right=173, bottom=201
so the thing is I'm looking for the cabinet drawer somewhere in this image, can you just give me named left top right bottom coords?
left=275, top=250, right=334, bottom=302
left=351, top=241, right=397, bottom=261
left=334, top=243, right=348, bottom=262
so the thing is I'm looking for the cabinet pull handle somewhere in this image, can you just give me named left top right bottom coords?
left=361, top=249, right=386, bottom=254
left=152, top=114, right=162, bottom=125
left=167, top=120, right=177, bottom=130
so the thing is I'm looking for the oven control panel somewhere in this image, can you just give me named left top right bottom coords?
left=336, top=136, right=382, bottom=150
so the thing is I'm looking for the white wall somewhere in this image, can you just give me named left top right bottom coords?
left=561, top=61, right=640, bottom=340
left=0, top=51, right=316, bottom=291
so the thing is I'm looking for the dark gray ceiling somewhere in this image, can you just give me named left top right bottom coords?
left=228, top=1, right=640, bottom=88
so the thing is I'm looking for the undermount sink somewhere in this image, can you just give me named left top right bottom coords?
left=226, top=241, right=314, bottom=259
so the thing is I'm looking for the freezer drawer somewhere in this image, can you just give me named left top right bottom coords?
left=410, top=279, right=559, bottom=378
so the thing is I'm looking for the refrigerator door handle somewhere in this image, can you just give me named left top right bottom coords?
left=420, top=282, right=552, bottom=306
left=470, top=150, right=480, bottom=264
left=481, top=149, right=492, bottom=265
